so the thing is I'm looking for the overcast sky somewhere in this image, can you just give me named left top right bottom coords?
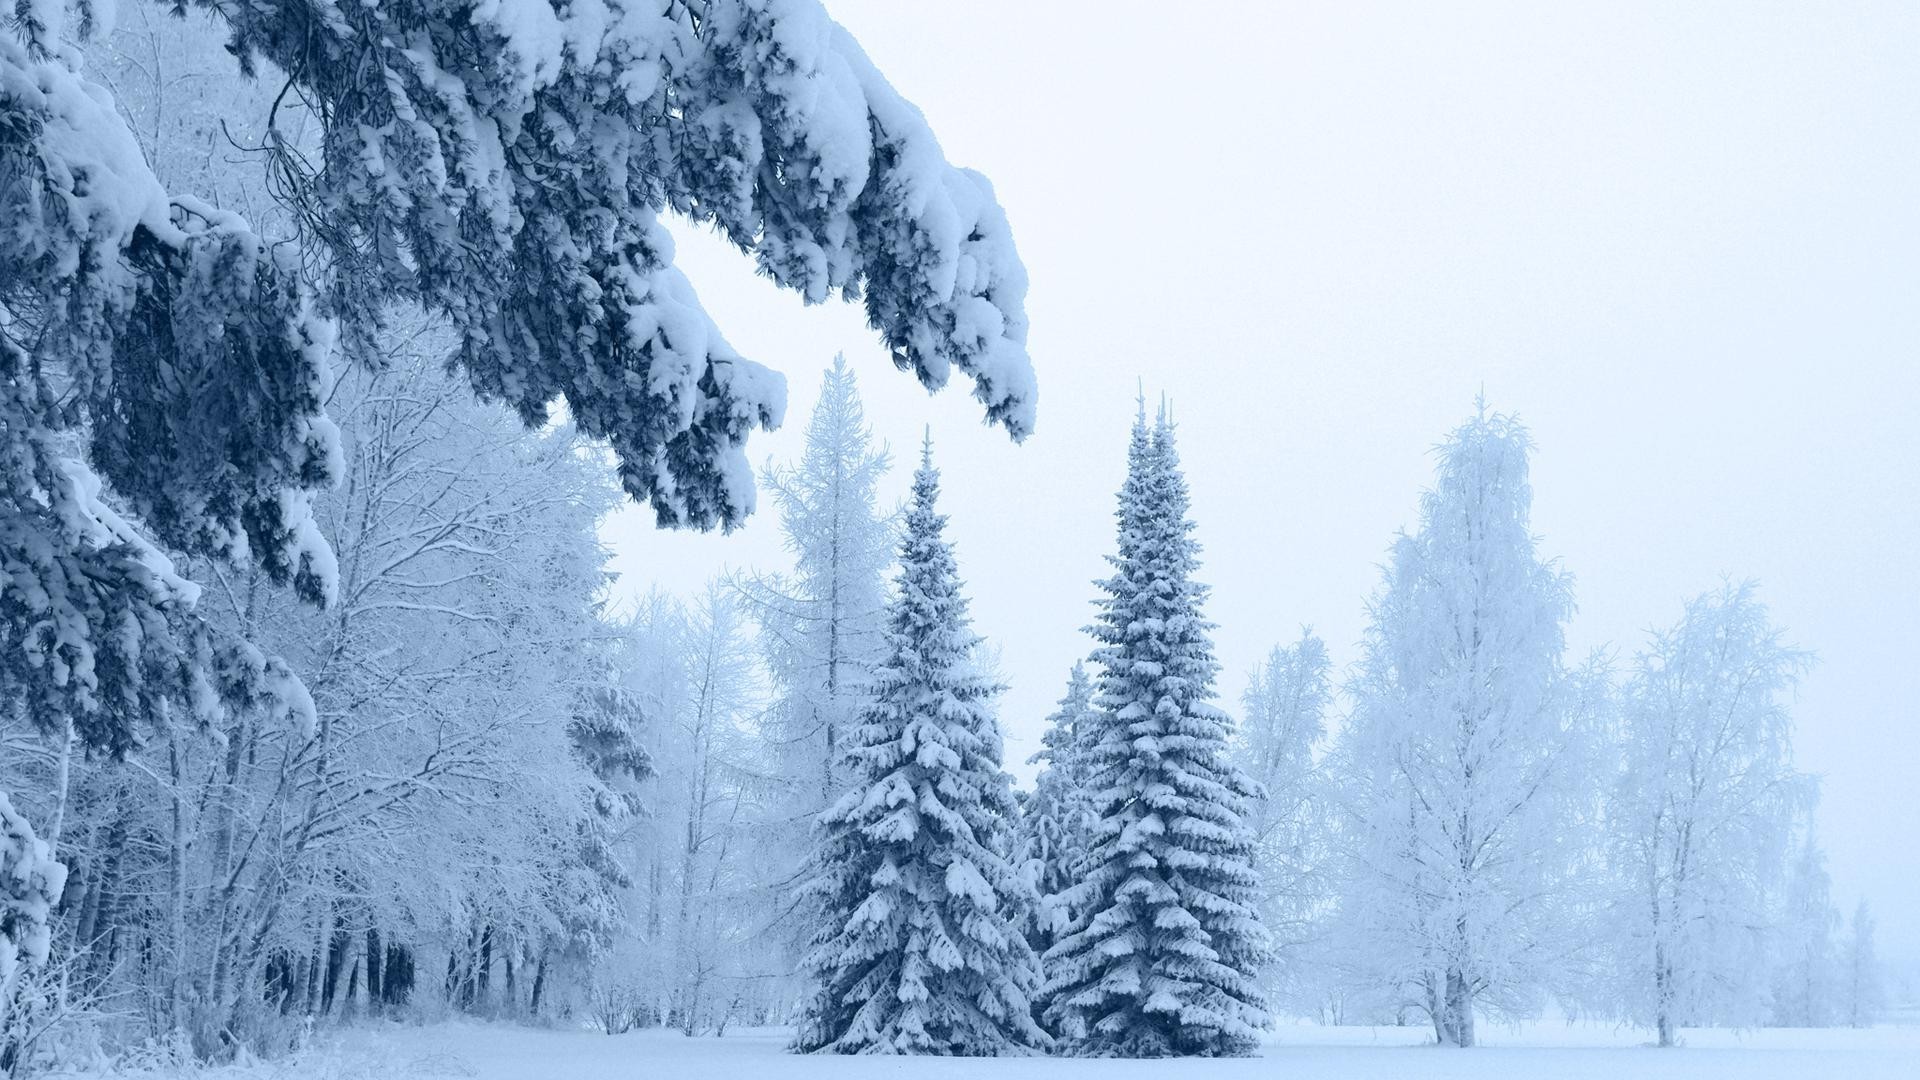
left=603, top=1, right=1920, bottom=960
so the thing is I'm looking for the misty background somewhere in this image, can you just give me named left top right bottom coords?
left=602, top=0, right=1920, bottom=968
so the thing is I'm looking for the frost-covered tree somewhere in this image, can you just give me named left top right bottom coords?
left=1604, top=582, right=1811, bottom=1046
left=793, top=442, right=1044, bottom=1056
left=661, top=584, right=766, bottom=1035
left=1770, top=823, right=1840, bottom=1028
left=1018, top=662, right=1099, bottom=954
left=1041, top=409, right=1271, bottom=1058
left=1325, top=406, right=1582, bottom=1047
left=749, top=356, right=895, bottom=803
left=2, top=0, right=1034, bottom=949
left=737, top=358, right=894, bottom=980
left=1842, top=900, right=1884, bottom=1028
left=1233, top=629, right=1331, bottom=1008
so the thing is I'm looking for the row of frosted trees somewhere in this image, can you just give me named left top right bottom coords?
left=1210, top=409, right=1885, bottom=1047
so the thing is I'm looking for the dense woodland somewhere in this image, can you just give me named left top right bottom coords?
left=0, top=1, right=1890, bottom=1074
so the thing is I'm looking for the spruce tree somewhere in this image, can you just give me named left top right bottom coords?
left=794, top=441, right=1046, bottom=1056
left=1041, top=408, right=1271, bottom=1057
left=1019, top=663, right=1100, bottom=953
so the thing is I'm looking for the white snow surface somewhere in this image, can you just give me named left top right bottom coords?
left=51, top=1019, right=1920, bottom=1079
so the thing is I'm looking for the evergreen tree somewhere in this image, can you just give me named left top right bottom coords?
left=1018, top=663, right=1100, bottom=953
left=1042, top=408, right=1272, bottom=1058
left=793, top=441, right=1045, bottom=1056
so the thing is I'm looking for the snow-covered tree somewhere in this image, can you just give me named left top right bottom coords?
left=750, top=356, right=895, bottom=803
left=1841, top=900, right=1884, bottom=1028
left=1041, top=408, right=1271, bottom=1058
left=661, top=584, right=767, bottom=1035
left=737, top=358, right=895, bottom=981
left=1233, top=629, right=1331, bottom=1009
left=3, top=1, right=1035, bottom=982
left=1325, top=405, right=1583, bottom=1047
left=1770, top=823, right=1841, bottom=1028
left=793, top=442, right=1044, bottom=1056
left=179, top=0, right=1036, bottom=528
left=1, top=791, right=67, bottom=1049
left=1018, top=662, right=1100, bottom=953
left=1604, top=582, right=1811, bottom=1046
left=2, top=4, right=337, bottom=770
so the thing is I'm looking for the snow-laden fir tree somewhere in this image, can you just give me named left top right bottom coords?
left=175, top=0, right=1038, bottom=526
left=1017, top=662, right=1101, bottom=954
left=1327, top=405, right=1583, bottom=1047
left=793, top=441, right=1045, bottom=1056
left=1041, top=407, right=1272, bottom=1058
left=1233, top=629, right=1332, bottom=1008
left=1604, top=582, right=1809, bottom=1046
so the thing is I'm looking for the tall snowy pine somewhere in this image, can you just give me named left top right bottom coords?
left=1018, top=663, right=1101, bottom=954
left=793, top=441, right=1046, bottom=1056
left=1041, top=408, right=1272, bottom=1057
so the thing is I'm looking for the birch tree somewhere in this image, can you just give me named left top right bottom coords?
left=1327, top=405, right=1583, bottom=1047
left=1233, top=629, right=1332, bottom=1010
left=1604, top=582, right=1811, bottom=1045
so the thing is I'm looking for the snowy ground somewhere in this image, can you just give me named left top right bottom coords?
left=52, top=1020, right=1920, bottom=1080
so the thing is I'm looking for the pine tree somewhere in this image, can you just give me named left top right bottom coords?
left=1041, top=407, right=1272, bottom=1058
left=1019, top=663, right=1100, bottom=953
left=1327, top=404, right=1582, bottom=1047
left=793, top=441, right=1045, bottom=1056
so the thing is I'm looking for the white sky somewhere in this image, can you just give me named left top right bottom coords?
left=604, top=1, right=1920, bottom=959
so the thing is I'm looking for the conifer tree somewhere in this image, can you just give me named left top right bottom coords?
left=739, top=357, right=895, bottom=983
left=794, top=441, right=1045, bottom=1056
left=1041, top=408, right=1272, bottom=1057
left=1019, top=663, right=1100, bottom=953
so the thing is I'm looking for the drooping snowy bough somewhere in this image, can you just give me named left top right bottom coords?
left=2, top=0, right=1031, bottom=877
left=188, top=0, right=1036, bottom=528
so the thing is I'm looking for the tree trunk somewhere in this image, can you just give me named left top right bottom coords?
left=1444, top=966, right=1475, bottom=1047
